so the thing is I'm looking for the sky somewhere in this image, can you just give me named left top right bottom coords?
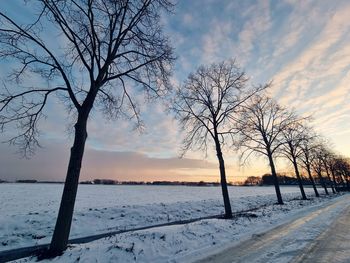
left=1, top=0, right=350, bottom=182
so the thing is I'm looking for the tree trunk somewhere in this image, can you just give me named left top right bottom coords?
left=306, top=165, right=319, bottom=197
left=48, top=113, right=88, bottom=255
left=292, top=157, right=307, bottom=200
left=325, top=169, right=336, bottom=194
left=214, top=138, right=232, bottom=218
left=344, top=173, right=350, bottom=189
left=330, top=169, right=339, bottom=192
left=317, top=171, right=329, bottom=195
left=339, top=173, right=347, bottom=188
left=327, top=177, right=336, bottom=194
left=267, top=153, right=283, bottom=204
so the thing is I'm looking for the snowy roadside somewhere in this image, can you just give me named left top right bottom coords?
left=192, top=193, right=350, bottom=263
left=11, top=193, right=347, bottom=263
left=0, top=185, right=316, bottom=251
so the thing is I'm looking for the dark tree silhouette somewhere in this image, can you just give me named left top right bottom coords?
left=0, top=0, right=174, bottom=255
left=318, top=144, right=337, bottom=193
left=311, top=146, right=329, bottom=195
left=280, top=119, right=308, bottom=199
left=237, top=95, right=294, bottom=204
left=244, top=176, right=262, bottom=186
left=299, top=132, right=320, bottom=197
left=172, top=60, right=261, bottom=218
left=332, top=157, right=350, bottom=189
left=328, top=157, right=342, bottom=188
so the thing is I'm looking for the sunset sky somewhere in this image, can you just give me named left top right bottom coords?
left=1, top=0, right=350, bottom=182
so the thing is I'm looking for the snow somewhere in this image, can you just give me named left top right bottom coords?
left=190, top=193, right=350, bottom=263
left=0, top=183, right=332, bottom=261
left=8, top=191, right=347, bottom=263
left=0, top=184, right=317, bottom=251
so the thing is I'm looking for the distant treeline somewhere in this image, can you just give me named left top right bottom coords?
left=20, top=180, right=63, bottom=184
left=16, top=179, right=38, bottom=183
left=0, top=179, right=230, bottom=186
left=80, top=179, right=230, bottom=187
left=3, top=176, right=324, bottom=186
left=2, top=180, right=64, bottom=184
left=243, top=174, right=328, bottom=186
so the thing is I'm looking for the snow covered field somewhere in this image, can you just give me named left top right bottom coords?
left=7, top=187, right=347, bottom=263
left=1, top=183, right=318, bottom=253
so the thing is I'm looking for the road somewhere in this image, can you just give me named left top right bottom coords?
left=194, top=194, right=350, bottom=263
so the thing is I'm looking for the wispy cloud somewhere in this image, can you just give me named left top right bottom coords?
left=2, top=0, right=350, bottom=182
left=271, top=1, right=350, bottom=103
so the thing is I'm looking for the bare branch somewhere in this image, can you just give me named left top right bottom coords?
left=0, top=0, right=174, bottom=155
left=172, top=59, right=256, bottom=155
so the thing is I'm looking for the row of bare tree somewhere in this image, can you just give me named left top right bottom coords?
left=173, top=60, right=350, bottom=218
left=236, top=94, right=350, bottom=202
left=0, top=0, right=348, bottom=257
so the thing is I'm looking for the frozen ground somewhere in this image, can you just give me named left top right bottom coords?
left=0, top=184, right=318, bottom=251
left=11, top=191, right=348, bottom=263
left=195, top=193, right=350, bottom=263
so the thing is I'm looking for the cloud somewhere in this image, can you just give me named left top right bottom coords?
left=86, top=101, right=181, bottom=158
left=200, top=20, right=233, bottom=63
left=198, top=0, right=271, bottom=65
left=0, top=141, right=217, bottom=182
left=258, top=1, right=350, bottom=156
left=182, top=13, right=193, bottom=25
left=238, top=0, right=271, bottom=56
left=270, top=1, right=350, bottom=103
left=2, top=0, right=350, bottom=183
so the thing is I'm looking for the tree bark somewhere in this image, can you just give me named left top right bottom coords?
left=324, top=168, right=336, bottom=194
left=267, top=152, right=283, bottom=204
left=292, top=156, right=307, bottom=200
left=48, top=112, right=89, bottom=255
left=214, top=138, right=232, bottom=218
left=306, top=164, right=319, bottom=197
left=339, top=173, right=347, bottom=188
left=343, top=173, right=350, bottom=189
left=330, top=169, right=339, bottom=192
left=317, top=171, right=329, bottom=195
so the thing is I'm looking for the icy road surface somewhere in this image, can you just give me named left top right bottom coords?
left=195, top=193, right=350, bottom=263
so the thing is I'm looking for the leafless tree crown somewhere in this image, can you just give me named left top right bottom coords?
left=280, top=118, right=310, bottom=162
left=0, top=0, right=174, bottom=156
left=172, top=60, right=261, bottom=155
left=236, top=94, right=295, bottom=163
left=297, top=128, right=319, bottom=167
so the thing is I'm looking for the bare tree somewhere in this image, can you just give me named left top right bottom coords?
left=298, top=131, right=320, bottom=197
left=332, top=157, right=350, bottom=189
left=318, top=144, right=337, bottom=193
left=280, top=119, right=307, bottom=200
left=236, top=95, right=294, bottom=204
left=310, top=146, right=329, bottom=195
left=328, top=155, right=344, bottom=191
left=244, top=176, right=262, bottom=186
left=0, top=0, right=174, bottom=255
left=172, top=60, right=262, bottom=218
